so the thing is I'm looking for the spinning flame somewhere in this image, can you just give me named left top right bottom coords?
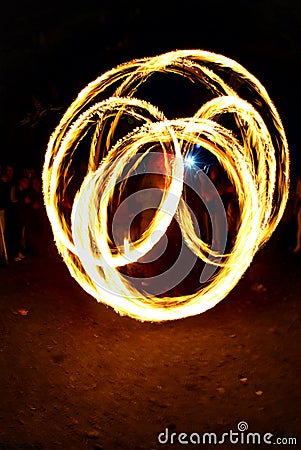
left=42, top=50, right=289, bottom=322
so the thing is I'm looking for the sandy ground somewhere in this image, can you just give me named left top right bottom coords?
left=0, top=229, right=300, bottom=450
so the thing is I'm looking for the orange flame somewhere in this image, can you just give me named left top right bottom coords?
left=42, top=50, right=289, bottom=322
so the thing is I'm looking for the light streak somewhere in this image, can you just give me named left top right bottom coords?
left=42, top=50, right=289, bottom=322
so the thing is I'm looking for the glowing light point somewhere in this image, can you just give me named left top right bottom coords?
left=184, top=155, right=196, bottom=169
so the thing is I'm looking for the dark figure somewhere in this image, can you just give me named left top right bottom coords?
left=293, top=175, right=301, bottom=254
left=2, top=165, right=23, bottom=261
left=0, top=172, right=10, bottom=265
left=26, top=176, right=50, bottom=256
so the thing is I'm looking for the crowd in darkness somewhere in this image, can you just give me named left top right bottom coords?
left=0, top=150, right=301, bottom=271
left=0, top=163, right=51, bottom=266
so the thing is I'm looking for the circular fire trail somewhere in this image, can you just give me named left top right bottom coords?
left=42, top=49, right=289, bottom=322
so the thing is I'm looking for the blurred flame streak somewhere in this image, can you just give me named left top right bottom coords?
left=42, top=50, right=289, bottom=322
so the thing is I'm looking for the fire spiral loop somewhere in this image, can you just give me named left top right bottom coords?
left=42, top=50, right=289, bottom=322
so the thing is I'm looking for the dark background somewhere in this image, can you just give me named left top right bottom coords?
left=1, top=3, right=301, bottom=449
left=1, top=0, right=301, bottom=173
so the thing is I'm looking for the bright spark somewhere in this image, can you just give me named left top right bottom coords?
left=42, top=49, right=290, bottom=322
left=184, top=155, right=196, bottom=168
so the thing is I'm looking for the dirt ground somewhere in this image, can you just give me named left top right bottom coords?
left=0, top=226, right=300, bottom=450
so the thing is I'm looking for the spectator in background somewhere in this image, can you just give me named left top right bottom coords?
left=14, top=176, right=31, bottom=260
left=293, top=175, right=301, bottom=254
left=26, top=175, right=49, bottom=256
left=0, top=170, right=9, bottom=265
left=2, top=164, right=21, bottom=261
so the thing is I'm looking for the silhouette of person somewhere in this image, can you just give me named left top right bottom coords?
left=293, top=175, right=301, bottom=254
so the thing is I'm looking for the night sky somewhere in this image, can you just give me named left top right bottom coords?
left=1, top=0, right=301, bottom=172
